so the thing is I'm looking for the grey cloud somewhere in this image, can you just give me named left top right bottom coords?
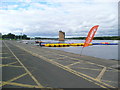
left=0, top=1, right=118, bottom=37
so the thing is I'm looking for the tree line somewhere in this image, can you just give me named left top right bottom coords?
left=1, top=33, right=120, bottom=40
left=66, top=36, right=120, bottom=40
left=2, top=33, right=30, bottom=40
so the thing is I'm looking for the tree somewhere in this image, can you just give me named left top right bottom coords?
left=2, top=33, right=15, bottom=39
left=22, top=34, right=27, bottom=39
left=2, top=33, right=28, bottom=40
left=7, top=33, right=15, bottom=39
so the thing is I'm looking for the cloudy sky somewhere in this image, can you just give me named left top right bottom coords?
left=0, top=0, right=119, bottom=38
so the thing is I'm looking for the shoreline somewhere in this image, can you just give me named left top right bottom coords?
left=7, top=40, right=118, bottom=64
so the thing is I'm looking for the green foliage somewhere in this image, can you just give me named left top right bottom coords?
left=2, top=33, right=120, bottom=40
left=2, top=33, right=29, bottom=40
left=2, top=33, right=15, bottom=39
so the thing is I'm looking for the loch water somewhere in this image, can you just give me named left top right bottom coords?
left=24, top=40, right=119, bottom=60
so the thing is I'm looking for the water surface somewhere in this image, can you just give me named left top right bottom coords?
left=24, top=40, right=119, bottom=60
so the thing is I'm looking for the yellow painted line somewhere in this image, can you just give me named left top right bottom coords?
left=0, top=64, right=8, bottom=67
left=0, top=81, right=2, bottom=86
left=17, top=53, right=26, bottom=55
left=0, top=53, right=8, bottom=54
left=0, top=57, right=9, bottom=59
left=73, top=67, right=102, bottom=71
left=101, top=80, right=120, bottom=84
left=5, top=65, right=23, bottom=68
left=1, top=73, right=28, bottom=87
left=0, top=64, right=12, bottom=67
left=68, top=57, right=107, bottom=68
left=96, top=67, right=107, bottom=81
left=0, top=61, right=18, bottom=67
left=15, top=45, right=114, bottom=89
left=57, top=58, right=65, bottom=60
left=17, top=46, right=112, bottom=90
left=66, top=62, right=80, bottom=67
left=83, top=60, right=119, bottom=72
left=86, top=62, right=107, bottom=68
left=2, top=81, right=39, bottom=88
left=7, top=61, right=18, bottom=65
left=46, top=50, right=113, bottom=72
left=43, top=59, right=110, bottom=89
left=56, top=59, right=75, bottom=63
left=0, top=64, right=23, bottom=68
left=59, top=55, right=68, bottom=57
left=57, top=56, right=67, bottom=60
left=75, top=67, right=119, bottom=72
left=14, top=42, right=118, bottom=73
left=74, top=67, right=118, bottom=74
left=107, top=67, right=119, bottom=72
left=46, top=51, right=109, bottom=70
left=3, top=41, right=44, bottom=88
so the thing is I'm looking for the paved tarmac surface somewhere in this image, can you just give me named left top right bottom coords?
left=1, top=40, right=119, bottom=89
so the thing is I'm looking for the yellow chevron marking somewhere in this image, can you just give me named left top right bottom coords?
left=1, top=81, right=39, bottom=88
left=96, top=67, right=107, bottom=81
left=102, top=80, right=120, bottom=84
left=5, top=65, right=23, bottom=68
left=0, top=57, right=9, bottom=59
left=73, top=67, right=102, bottom=71
left=3, top=41, right=44, bottom=88
left=7, top=61, right=18, bottom=65
left=9, top=41, right=117, bottom=89
left=16, top=45, right=114, bottom=89
left=0, top=53, right=8, bottom=54
left=0, top=61, right=19, bottom=67
left=1, top=73, right=28, bottom=87
left=67, top=62, right=80, bottom=67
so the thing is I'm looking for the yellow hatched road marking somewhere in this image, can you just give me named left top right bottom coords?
left=2, top=64, right=23, bottom=68
left=1, top=73, right=28, bottom=87
left=0, top=57, right=9, bottom=59
left=29, top=47, right=116, bottom=72
left=43, top=58, right=110, bottom=89
left=43, top=50, right=115, bottom=73
left=57, top=57, right=67, bottom=60
left=11, top=41, right=118, bottom=89
left=1, top=81, right=39, bottom=88
left=43, top=49, right=119, bottom=72
left=17, top=53, right=26, bottom=55
left=0, top=53, right=8, bottom=54
left=96, top=67, right=107, bottom=81
left=66, top=62, right=80, bottom=67
left=101, top=80, right=120, bottom=84
left=7, top=65, right=23, bottom=68
left=0, top=81, right=2, bottom=86
left=61, top=55, right=119, bottom=72
left=3, top=41, right=44, bottom=88
left=58, top=54, right=65, bottom=56
left=74, top=67, right=119, bottom=72
left=7, top=61, right=18, bottom=65
left=16, top=44, right=115, bottom=89
left=0, top=61, right=18, bottom=67
left=73, top=67, right=102, bottom=71
left=0, top=64, right=7, bottom=67
left=83, top=61, right=119, bottom=72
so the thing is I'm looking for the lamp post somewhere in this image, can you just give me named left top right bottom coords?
left=20, top=33, right=22, bottom=40
left=20, top=29, right=23, bottom=40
